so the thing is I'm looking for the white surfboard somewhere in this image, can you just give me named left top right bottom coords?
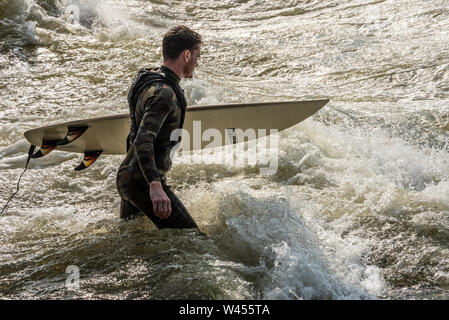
left=23, top=99, right=329, bottom=170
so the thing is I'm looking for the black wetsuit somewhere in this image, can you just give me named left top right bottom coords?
left=116, top=66, right=199, bottom=230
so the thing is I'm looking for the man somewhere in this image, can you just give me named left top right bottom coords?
left=116, top=26, right=201, bottom=230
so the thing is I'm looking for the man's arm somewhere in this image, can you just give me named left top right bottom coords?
left=133, top=82, right=175, bottom=219
left=133, top=82, right=174, bottom=183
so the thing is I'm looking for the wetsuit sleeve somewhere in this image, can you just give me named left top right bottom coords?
left=133, top=83, right=175, bottom=184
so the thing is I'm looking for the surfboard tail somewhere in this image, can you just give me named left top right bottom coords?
left=31, top=126, right=89, bottom=159
left=74, top=150, right=103, bottom=171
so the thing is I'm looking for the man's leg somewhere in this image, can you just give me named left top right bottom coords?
left=116, top=168, right=143, bottom=221
left=160, top=182, right=200, bottom=230
left=119, top=180, right=200, bottom=230
left=120, top=199, right=143, bottom=221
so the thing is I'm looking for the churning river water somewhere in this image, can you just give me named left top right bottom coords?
left=0, top=0, right=448, bottom=300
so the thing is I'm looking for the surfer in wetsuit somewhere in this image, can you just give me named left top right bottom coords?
left=116, top=26, right=201, bottom=230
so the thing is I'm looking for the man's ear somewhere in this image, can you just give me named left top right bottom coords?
left=184, top=49, right=191, bottom=62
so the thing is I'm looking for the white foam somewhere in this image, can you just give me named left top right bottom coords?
left=297, top=120, right=449, bottom=193
left=182, top=78, right=222, bottom=106
left=183, top=180, right=376, bottom=299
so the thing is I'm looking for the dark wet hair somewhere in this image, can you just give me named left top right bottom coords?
left=162, top=26, right=202, bottom=60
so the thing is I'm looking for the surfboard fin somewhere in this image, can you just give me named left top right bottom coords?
left=56, top=126, right=88, bottom=146
left=74, top=150, right=103, bottom=171
left=31, top=140, right=58, bottom=158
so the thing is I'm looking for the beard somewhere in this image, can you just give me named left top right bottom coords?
left=183, top=62, right=196, bottom=78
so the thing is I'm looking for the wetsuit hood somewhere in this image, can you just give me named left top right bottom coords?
left=127, top=67, right=186, bottom=112
left=126, top=67, right=187, bottom=151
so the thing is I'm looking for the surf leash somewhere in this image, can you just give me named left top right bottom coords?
left=0, top=144, right=36, bottom=216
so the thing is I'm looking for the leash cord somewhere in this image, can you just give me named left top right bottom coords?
left=0, top=145, right=35, bottom=216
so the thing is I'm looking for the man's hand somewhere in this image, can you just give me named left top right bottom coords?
left=149, top=181, right=172, bottom=219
